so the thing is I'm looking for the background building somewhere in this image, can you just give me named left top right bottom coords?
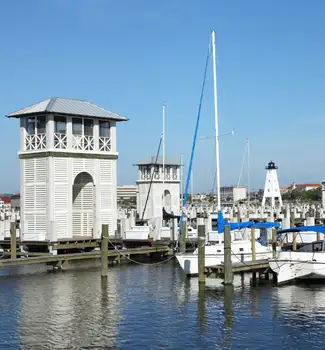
left=220, top=186, right=247, bottom=202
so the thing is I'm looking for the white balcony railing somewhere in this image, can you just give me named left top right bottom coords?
left=54, top=133, right=67, bottom=149
left=24, top=133, right=112, bottom=153
left=25, top=133, right=46, bottom=151
left=72, top=135, right=94, bottom=151
left=99, top=137, right=111, bottom=152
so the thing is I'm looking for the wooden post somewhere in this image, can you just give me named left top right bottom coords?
left=224, top=225, right=233, bottom=285
left=290, top=211, right=295, bottom=228
left=198, top=225, right=205, bottom=284
left=101, top=224, right=109, bottom=277
left=252, top=272, right=257, bottom=285
left=317, top=231, right=320, bottom=241
left=251, top=227, right=256, bottom=261
left=272, top=227, right=277, bottom=259
left=180, top=220, right=186, bottom=254
left=10, top=222, right=17, bottom=260
left=292, top=232, right=297, bottom=251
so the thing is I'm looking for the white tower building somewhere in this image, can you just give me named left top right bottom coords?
left=8, top=97, right=128, bottom=241
left=136, top=157, right=181, bottom=220
left=262, top=161, right=282, bottom=208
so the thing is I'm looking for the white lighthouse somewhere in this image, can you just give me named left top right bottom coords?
left=262, top=161, right=282, bottom=208
left=8, top=97, right=128, bottom=241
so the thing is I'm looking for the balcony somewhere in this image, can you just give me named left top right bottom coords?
left=72, top=135, right=94, bottom=151
left=25, top=133, right=46, bottom=151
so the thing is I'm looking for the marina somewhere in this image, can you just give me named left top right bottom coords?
left=2, top=1, right=325, bottom=349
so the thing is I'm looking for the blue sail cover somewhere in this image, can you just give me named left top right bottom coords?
left=277, top=226, right=325, bottom=235
left=217, top=211, right=280, bottom=233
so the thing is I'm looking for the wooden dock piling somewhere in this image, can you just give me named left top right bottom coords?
left=101, top=224, right=109, bottom=277
left=224, top=225, right=233, bottom=285
left=10, top=222, right=17, bottom=260
left=180, top=220, right=186, bottom=254
left=198, top=225, right=205, bottom=284
left=292, top=232, right=297, bottom=251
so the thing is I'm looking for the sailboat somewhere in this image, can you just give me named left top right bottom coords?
left=175, top=30, right=279, bottom=275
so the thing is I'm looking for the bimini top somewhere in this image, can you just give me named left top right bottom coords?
left=6, top=97, right=128, bottom=122
left=217, top=211, right=280, bottom=233
left=277, top=226, right=325, bottom=235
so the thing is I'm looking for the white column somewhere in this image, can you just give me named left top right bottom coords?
left=110, top=122, right=116, bottom=153
left=67, top=117, right=72, bottom=150
left=20, top=118, right=26, bottom=152
left=47, top=114, right=54, bottom=149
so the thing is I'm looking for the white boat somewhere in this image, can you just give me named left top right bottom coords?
left=270, top=240, right=325, bottom=284
left=124, top=225, right=150, bottom=240
left=176, top=239, right=273, bottom=275
left=269, top=225, right=325, bottom=284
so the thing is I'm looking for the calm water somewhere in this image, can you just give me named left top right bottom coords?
left=0, top=260, right=325, bottom=349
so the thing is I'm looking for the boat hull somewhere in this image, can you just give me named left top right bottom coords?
left=269, top=251, right=325, bottom=284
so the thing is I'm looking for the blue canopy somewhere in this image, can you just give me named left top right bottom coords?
left=277, top=226, right=325, bottom=235
left=217, top=211, right=280, bottom=233
left=253, top=222, right=281, bottom=229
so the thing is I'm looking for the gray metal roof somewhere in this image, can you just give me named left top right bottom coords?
left=7, top=97, right=128, bottom=121
left=135, top=156, right=181, bottom=166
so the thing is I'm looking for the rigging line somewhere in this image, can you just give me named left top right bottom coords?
left=237, top=141, right=247, bottom=187
left=141, top=136, right=163, bottom=221
left=211, top=168, right=217, bottom=194
left=177, top=45, right=211, bottom=239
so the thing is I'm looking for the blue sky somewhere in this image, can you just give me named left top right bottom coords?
left=1, top=0, right=325, bottom=193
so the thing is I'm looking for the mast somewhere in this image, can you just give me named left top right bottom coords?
left=211, top=30, right=221, bottom=211
left=162, top=104, right=166, bottom=207
left=247, top=138, right=250, bottom=209
left=180, top=154, right=184, bottom=205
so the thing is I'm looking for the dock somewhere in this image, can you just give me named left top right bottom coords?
left=206, top=259, right=270, bottom=275
left=0, top=246, right=171, bottom=269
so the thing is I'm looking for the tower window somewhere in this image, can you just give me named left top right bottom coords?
left=37, top=116, right=46, bottom=134
left=27, top=117, right=36, bottom=135
left=55, top=116, right=66, bottom=134
left=84, top=119, right=93, bottom=136
left=72, top=118, right=82, bottom=135
left=27, top=116, right=46, bottom=135
left=99, top=121, right=110, bottom=138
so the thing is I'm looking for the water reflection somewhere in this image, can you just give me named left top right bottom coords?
left=15, top=266, right=120, bottom=349
left=198, top=283, right=206, bottom=328
left=1, top=261, right=325, bottom=349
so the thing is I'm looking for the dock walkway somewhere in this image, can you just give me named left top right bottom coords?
left=206, top=259, right=270, bottom=275
left=0, top=246, right=171, bottom=268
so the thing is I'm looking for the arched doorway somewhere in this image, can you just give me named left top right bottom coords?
left=72, top=172, right=95, bottom=237
left=163, top=189, right=171, bottom=213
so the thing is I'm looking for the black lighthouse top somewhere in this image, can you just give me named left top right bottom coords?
left=266, top=161, right=278, bottom=170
